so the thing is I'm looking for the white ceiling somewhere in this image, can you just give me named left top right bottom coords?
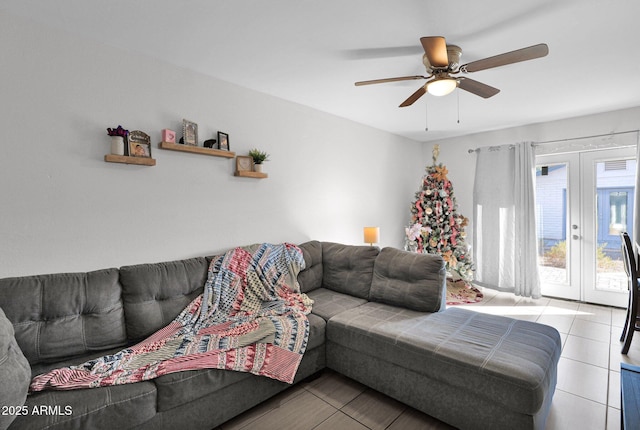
left=3, top=0, right=640, bottom=142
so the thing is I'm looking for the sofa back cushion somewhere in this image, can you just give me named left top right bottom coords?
left=298, top=240, right=323, bottom=293
left=119, top=257, right=208, bottom=342
left=321, top=242, right=379, bottom=299
left=369, top=247, right=446, bottom=312
left=0, top=269, right=126, bottom=365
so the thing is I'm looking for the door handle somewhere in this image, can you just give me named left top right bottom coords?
left=572, top=234, right=581, bottom=240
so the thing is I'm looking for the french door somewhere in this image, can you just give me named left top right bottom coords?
left=536, top=147, right=636, bottom=307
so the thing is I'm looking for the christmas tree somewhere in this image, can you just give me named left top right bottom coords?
left=406, top=145, right=474, bottom=281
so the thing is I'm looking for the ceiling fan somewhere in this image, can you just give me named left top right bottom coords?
left=355, top=36, right=548, bottom=107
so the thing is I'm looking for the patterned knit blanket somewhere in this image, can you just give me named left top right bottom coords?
left=30, top=243, right=312, bottom=391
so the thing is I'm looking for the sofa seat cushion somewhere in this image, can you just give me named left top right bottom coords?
left=306, top=313, right=326, bottom=351
left=30, top=346, right=132, bottom=379
left=153, top=367, right=250, bottom=413
left=153, top=312, right=326, bottom=412
left=327, top=303, right=561, bottom=416
left=306, top=288, right=367, bottom=321
left=13, top=382, right=156, bottom=430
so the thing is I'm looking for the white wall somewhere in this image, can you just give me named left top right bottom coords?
left=0, top=13, right=424, bottom=277
left=423, top=106, right=640, bottom=244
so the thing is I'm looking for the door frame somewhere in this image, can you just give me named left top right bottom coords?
left=536, top=153, right=581, bottom=301
left=536, top=147, right=635, bottom=307
left=581, top=147, right=635, bottom=307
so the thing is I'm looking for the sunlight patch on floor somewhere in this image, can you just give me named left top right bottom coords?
left=457, top=305, right=591, bottom=317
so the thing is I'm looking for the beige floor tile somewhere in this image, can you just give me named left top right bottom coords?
left=386, top=407, right=456, bottom=430
left=305, top=370, right=367, bottom=408
left=612, top=308, right=628, bottom=329
left=546, top=299, right=581, bottom=311
left=569, top=318, right=612, bottom=343
left=607, top=407, right=621, bottom=430
left=610, top=324, right=625, bottom=341
left=557, top=357, right=609, bottom=404
left=608, top=370, right=621, bottom=410
left=546, top=390, right=607, bottom=430
left=482, top=292, right=522, bottom=306
left=313, top=411, right=369, bottom=430
left=517, top=297, right=551, bottom=307
left=219, top=384, right=306, bottom=430
left=559, top=332, right=569, bottom=350
left=611, top=339, right=640, bottom=368
left=342, top=389, right=406, bottom=430
left=612, top=352, right=640, bottom=370
left=511, top=314, right=540, bottom=322
left=239, top=390, right=336, bottom=430
left=537, top=314, right=575, bottom=334
left=576, top=304, right=612, bottom=325
left=562, top=335, right=610, bottom=368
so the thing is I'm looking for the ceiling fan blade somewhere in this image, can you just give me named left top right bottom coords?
left=420, top=36, right=449, bottom=68
left=355, top=75, right=427, bottom=86
left=458, top=77, right=500, bottom=98
left=399, top=85, right=427, bottom=107
left=461, top=43, right=548, bottom=73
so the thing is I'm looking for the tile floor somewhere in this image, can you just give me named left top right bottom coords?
left=216, top=288, right=637, bottom=430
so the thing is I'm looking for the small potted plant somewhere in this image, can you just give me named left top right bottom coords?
left=107, top=125, right=129, bottom=156
left=248, top=148, right=270, bottom=172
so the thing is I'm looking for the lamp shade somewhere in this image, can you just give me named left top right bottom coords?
left=363, top=227, right=380, bottom=245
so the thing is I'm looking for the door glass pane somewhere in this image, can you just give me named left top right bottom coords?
left=609, top=191, right=627, bottom=234
left=536, top=163, right=568, bottom=285
left=595, top=159, right=636, bottom=291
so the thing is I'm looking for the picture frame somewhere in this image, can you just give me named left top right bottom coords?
left=236, top=155, right=253, bottom=172
left=182, top=119, right=198, bottom=146
left=161, top=129, right=176, bottom=143
left=128, top=130, right=152, bottom=158
left=217, top=131, right=230, bottom=151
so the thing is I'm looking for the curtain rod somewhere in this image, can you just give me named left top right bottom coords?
left=535, top=129, right=639, bottom=145
left=467, top=129, right=639, bottom=154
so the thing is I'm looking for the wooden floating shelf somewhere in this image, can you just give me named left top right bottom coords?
left=104, top=154, right=156, bottom=166
left=235, top=171, right=268, bottom=179
left=159, top=141, right=235, bottom=158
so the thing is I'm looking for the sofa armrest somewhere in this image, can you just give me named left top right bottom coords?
left=0, top=306, right=31, bottom=430
left=369, top=247, right=446, bottom=312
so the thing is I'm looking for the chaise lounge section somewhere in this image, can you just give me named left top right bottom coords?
left=0, top=241, right=561, bottom=430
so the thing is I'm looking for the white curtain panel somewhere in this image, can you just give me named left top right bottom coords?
left=473, top=142, right=540, bottom=298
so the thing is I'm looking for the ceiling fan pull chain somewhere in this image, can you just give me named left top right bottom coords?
left=457, top=89, right=460, bottom=124
left=425, top=100, right=429, bottom=132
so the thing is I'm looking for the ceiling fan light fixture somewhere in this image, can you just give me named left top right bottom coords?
left=426, top=77, right=458, bottom=96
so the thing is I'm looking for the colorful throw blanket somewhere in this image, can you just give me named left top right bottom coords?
left=30, top=243, right=312, bottom=391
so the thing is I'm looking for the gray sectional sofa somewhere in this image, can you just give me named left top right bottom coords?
left=0, top=241, right=561, bottom=430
